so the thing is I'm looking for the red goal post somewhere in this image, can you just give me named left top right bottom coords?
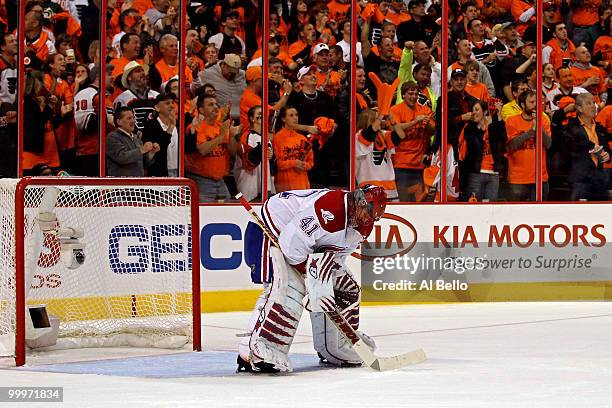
left=0, top=177, right=201, bottom=366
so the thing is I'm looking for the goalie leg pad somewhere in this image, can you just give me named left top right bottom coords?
left=238, top=283, right=270, bottom=361
left=311, top=269, right=376, bottom=366
left=248, top=247, right=305, bottom=372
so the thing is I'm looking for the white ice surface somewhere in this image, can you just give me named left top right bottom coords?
left=1, top=302, right=611, bottom=407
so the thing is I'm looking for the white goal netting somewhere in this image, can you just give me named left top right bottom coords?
left=0, top=178, right=197, bottom=359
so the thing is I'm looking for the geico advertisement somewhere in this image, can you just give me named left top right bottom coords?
left=13, top=207, right=192, bottom=298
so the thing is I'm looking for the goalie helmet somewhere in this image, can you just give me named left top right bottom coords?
left=348, top=185, right=386, bottom=233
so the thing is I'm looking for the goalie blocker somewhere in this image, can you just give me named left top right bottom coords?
left=237, top=186, right=386, bottom=373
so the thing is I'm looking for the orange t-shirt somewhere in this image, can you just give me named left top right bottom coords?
left=23, top=121, right=60, bottom=170
left=480, top=128, right=494, bottom=172
left=570, top=65, right=606, bottom=96
left=185, top=121, right=230, bottom=180
left=389, top=102, right=433, bottom=169
left=505, top=114, right=551, bottom=184
left=465, top=82, right=490, bottom=103
left=272, top=128, right=314, bottom=192
left=595, top=105, right=612, bottom=169
left=288, top=40, right=309, bottom=59
left=239, top=87, right=262, bottom=131
left=111, top=56, right=145, bottom=80
left=594, top=36, right=612, bottom=69
left=109, top=8, right=121, bottom=38
left=510, top=0, right=535, bottom=35
left=44, top=74, right=75, bottom=151
left=154, top=59, right=194, bottom=86
left=572, top=0, right=600, bottom=26
left=546, top=38, right=576, bottom=71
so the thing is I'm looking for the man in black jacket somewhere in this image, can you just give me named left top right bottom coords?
left=435, top=69, right=478, bottom=159
left=142, top=92, right=178, bottom=177
left=553, top=93, right=611, bottom=201
left=397, top=0, right=439, bottom=47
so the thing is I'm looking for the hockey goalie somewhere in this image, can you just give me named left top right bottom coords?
left=237, top=185, right=386, bottom=373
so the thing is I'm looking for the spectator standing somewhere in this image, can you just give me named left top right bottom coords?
left=273, top=106, right=314, bottom=192
left=464, top=60, right=490, bottom=103
left=449, top=39, right=495, bottom=97
left=185, top=95, right=241, bottom=202
left=501, top=79, right=529, bottom=120
left=396, top=0, right=438, bottom=47
left=355, top=109, right=402, bottom=201
left=73, top=65, right=102, bottom=176
left=390, top=81, right=434, bottom=201
left=543, top=23, right=576, bottom=71
left=361, top=17, right=401, bottom=92
left=441, top=69, right=479, bottom=159
left=570, top=46, right=607, bottom=108
left=150, top=34, right=193, bottom=90
left=0, top=32, right=17, bottom=104
left=505, top=90, right=552, bottom=201
left=106, top=106, right=160, bottom=176
left=555, top=93, right=611, bottom=200
left=208, top=10, right=246, bottom=61
left=460, top=99, right=506, bottom=201
left=142, top=92, right=178, bottom=176
left=547, top=66, right=589, bottom=111
left=114, top=61, right=159, bottom=130
left=288, top=23, right=316, bottom=66
left=234, top=105, right=274, bottom=201
left=194, top=54, right=245, bottom=122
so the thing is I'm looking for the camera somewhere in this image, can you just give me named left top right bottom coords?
left=56, top=225, right=86, bottom=270
left=60, top=241, right=86, bottom=270
left=37, top=212, right=86, bottom=269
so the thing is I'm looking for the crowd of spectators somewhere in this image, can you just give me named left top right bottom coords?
left=1, top=0, right=610, bottom=202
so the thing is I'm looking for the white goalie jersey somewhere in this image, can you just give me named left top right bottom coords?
left=262, top=189, right=369, bottom=268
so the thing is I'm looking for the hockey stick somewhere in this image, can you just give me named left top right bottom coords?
left=235, top=193, right=427, bottom=371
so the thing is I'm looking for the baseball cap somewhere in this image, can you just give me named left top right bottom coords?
left=543, top=2, right=557, bottom=11
left=297, top=65, right=317, bottom=80
left=222, top=10, right=239, bottom=21
left=450, top=68, right=467, bottom=79
left=155, top=92, right=176, bottom=104
left=269, top=32, right=283, bottom=41
left=313, top=43, right=330, bottom=54
left=245, top=66, right=262, bottom=82
left=501, top=21, right=515, bottom=30
left=121, top=60, right=144, bottom=88
left=223, top=53, right=242, bottom=70
left=408, top=0, right=426, bottom=8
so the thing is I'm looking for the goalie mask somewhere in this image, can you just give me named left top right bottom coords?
left=348, top=185, right=386, bottom=234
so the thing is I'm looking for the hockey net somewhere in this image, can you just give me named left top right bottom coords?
left=0, top=177, right=200, bottom=365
